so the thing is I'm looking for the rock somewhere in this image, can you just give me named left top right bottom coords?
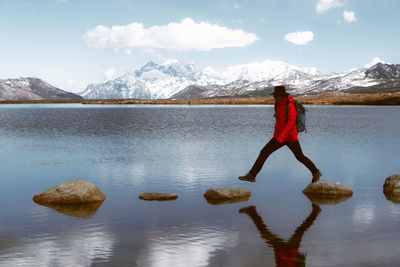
left=203, top=188, right=251, bottom=205
left=35, top=202, right=103, bottom=218
left=383, top=174, right=400, bottom=203
left=139, top=193, right=178, bottom=201
left=302, top=180, right=353, bottom=202
left=33, top=178, right=106, bottom=204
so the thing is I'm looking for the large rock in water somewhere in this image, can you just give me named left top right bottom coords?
left=203, top=188, right=251, bottom=205
left=303, top=180, right=353, bottom=205
left=139, top=193, right=178, bottom=201
left=383, top=174, right=400, bottom=203
left=33, top=179, right=106, bottom=204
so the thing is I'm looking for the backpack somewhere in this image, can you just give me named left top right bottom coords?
left=285, top=99, right=307, bottom=133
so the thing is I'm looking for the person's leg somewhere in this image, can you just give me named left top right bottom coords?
left=248, top=138, right=284, bottom=177
left=285, top=141, right=319, bottom=174
left=239, top=206, right=286, bottom=247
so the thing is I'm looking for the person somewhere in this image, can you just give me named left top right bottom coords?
left=239, top=85, right=322, bottom=183
left=239, top=204, right=321, bottom=267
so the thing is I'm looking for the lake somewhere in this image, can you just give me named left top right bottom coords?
left=0, top=104, right=399, bottom=266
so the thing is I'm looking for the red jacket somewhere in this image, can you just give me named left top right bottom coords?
left=274, top=247, right=299, bottom=267
left=274, top=96, right=298, bottom=143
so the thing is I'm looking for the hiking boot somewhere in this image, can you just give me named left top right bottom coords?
left=239, top=172, right=256, bottom=182
left=312, top=170, right=322, bottom=183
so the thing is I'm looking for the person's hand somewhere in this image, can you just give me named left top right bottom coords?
left=273, top=137, right=283, bottom=144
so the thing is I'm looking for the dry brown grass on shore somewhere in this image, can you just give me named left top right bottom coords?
left=296, top=91, right=400, bottom=105
left=1, top=91, right=400, bottom=105
left=81, top=97, right=275, bottom=105
left=80, top=91, right=400, bottom=105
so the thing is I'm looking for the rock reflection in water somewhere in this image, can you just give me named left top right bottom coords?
left=383, top=193, right=400, bottom=204
left=205, top=196, right=251, bottom=205
left=303, top=193, right=352, bottom=205
left=34, top=201, right=104, bottom=218
left=239, top=204, right=321, bottom=266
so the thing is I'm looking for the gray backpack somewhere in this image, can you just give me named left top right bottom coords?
left=285, top=100, right=307, bottom=133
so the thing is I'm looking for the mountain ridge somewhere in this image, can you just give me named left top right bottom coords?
left=0, top=77, right=83, bottom=101
left=79, top=60, right=400, bottom=99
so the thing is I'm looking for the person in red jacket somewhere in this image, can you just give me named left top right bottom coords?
left=239, top=85, right=322, bottom=183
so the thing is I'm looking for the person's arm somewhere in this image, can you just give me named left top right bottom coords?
left=276, top=103, right=296, bottom=143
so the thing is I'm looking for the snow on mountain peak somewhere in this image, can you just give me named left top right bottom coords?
left=364, top=57, right=390, bottom=68
left=206, top=60, right=319, bottom=84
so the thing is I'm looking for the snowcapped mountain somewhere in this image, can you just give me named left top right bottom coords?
left=80, top=60, right=400, bottom=99
left=0, top=77, right=83, bottom=100
left=81, top=60, right=225, bottom=99
left=173, top=62, right=400, bottom=98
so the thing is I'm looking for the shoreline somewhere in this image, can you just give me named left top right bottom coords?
left=0, top=91, right=399, bottom=105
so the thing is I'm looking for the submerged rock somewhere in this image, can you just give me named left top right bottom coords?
left=204, top=188, right=251, bottom=205
left=139, top=193, right=178, bottom=201
left=33, top=178, right=106, bottom=204
left=303, top=180, right=353, bottom=201
left=383, top=174, right=400, bottom=204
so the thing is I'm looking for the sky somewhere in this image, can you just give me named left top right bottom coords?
left=0, top=0, right=399, bottom=93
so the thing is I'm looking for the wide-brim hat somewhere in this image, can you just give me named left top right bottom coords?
left=270, top=85, right=290, bottom=96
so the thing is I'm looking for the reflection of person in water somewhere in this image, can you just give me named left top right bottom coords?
left=239, top=204, right=321, bottom=267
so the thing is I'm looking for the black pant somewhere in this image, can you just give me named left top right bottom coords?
left=249, top=138, right=318, bottom=176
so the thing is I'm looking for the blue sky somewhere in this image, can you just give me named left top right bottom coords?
left=0, top=0, right=399, bottom=93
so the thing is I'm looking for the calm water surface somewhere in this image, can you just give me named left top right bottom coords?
left=0, top=104, right=399, bottom=266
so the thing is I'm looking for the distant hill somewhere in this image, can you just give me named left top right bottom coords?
left=0, top=77, right=83, bottom=101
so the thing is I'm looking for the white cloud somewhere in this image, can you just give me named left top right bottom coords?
left=104, top=69, right=116, bottom=81
left=233, top=3, right=243, bottom=8
left=259, top=17, right=267, bottom=22
left=0, top=227, right=114, bottom=267
left=364, top=57, right=390, bottom=68
left=316, top=0, right=346, bottom=13
left=352, top=204, right=375, bottom=227
left=136, top=227, right=238, bottom=267
left=284, top=31, right=314, bottom=45
left=56, top=0, right=67, bottom=3
left=83, top=18, right=259, bottom=52
left=343, top=10, right=357, bottom=22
